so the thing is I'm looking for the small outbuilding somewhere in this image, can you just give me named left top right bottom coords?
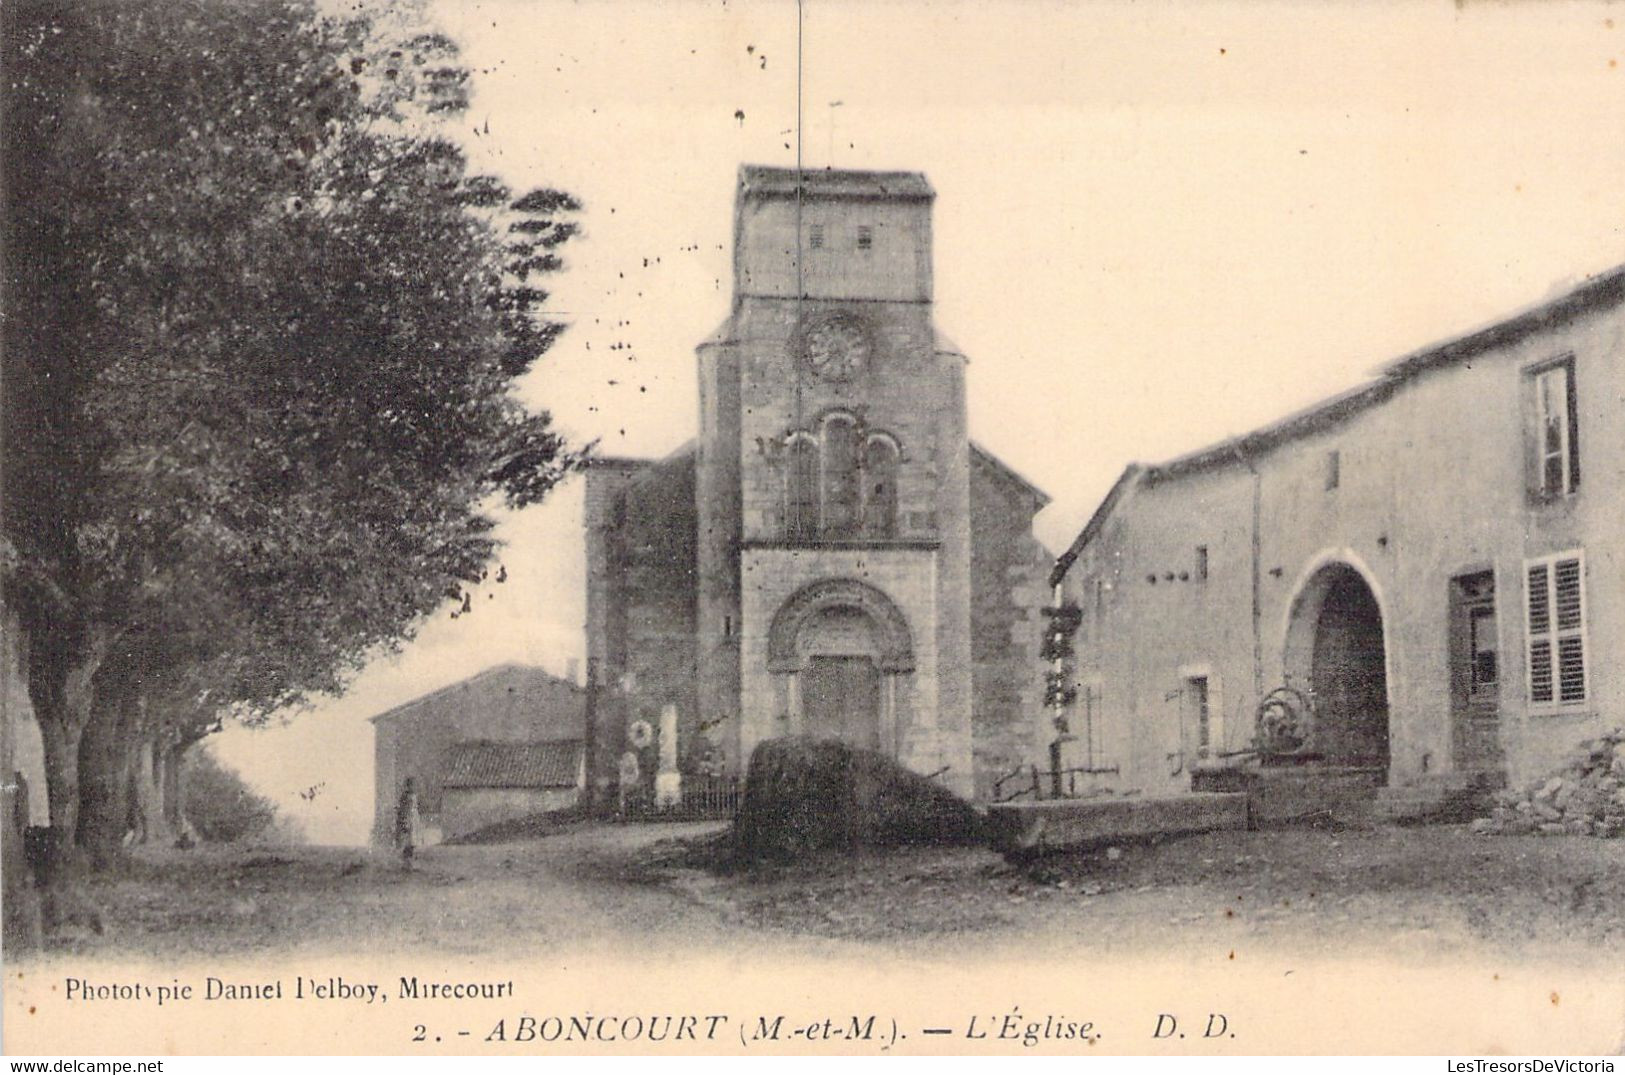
left=440, top=739, right=585, bottom=839
left=370, top=663, right=585, bottom=845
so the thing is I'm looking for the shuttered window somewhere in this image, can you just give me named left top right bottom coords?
left=1525, top=551, right=1587, bottom=708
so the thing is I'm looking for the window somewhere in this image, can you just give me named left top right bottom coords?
left=1187, top=675, right=1211, bottom=756
left=1325, top=449, right=1341, bottom=491
left=860, top=435, right=898, bottom=537
left=786, top=420, right=902, bottom=541
left=1470, top=606, right=1497, bottom=688
left=1525, top=550, right=1587, bottom=708
left=856, top=225, right=873, bottom=250
left=1528, top=358, right=1580, bottom=499
left=808, top=224, right=824, bottom=249
left=785, top=435, right=819, bottom=539
left=1194, top=545, right=1209, bottom=582
left=820, top=414, right=860, bottom=537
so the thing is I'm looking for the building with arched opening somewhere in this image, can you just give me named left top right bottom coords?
left=1051, top=267, right=1623, bottom=811
left=582, top=166, right=1054, bottom=807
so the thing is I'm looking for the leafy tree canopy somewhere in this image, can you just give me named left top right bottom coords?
left=1, top=0, right=586, bottom=817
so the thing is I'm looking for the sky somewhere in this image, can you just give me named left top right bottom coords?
left=212, top=0, right=1625, bottom=845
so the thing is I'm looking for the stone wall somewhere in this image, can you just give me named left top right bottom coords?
left=968, top=450, right=1052, bottom=800
left=441, top=785, right=580, bottom=839
left=583, top=453, right=700, bottom=792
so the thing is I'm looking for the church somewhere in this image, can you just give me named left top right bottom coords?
left=583, top=165, right=1053, bottom=806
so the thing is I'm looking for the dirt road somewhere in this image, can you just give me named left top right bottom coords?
left=30, top=819, right=1625, bottom=971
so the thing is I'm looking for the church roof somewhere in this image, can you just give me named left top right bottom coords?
left=584, top=439, right=697, bottom=474
left=442, top=739, right=583, bottom=789
left=971, top=442, right=1051, bottom=510
left=738, top=164, right=934, bottom=201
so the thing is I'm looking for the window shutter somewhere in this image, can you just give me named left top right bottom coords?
left=1525, top=552, right=1587, bottom=709
left=1527, top=563, right=1550, bottom=633
left=1554, top=557, right=1585, bottom=703
left=1554, top=558, right=1582, bottom=631
left=1557, top=636, right=1585, bottom=704
left=1565, top=362, right=1581, bottom=491
left=1526, top=562, right=1552, bottom=704
left=1522, top=374, right=1544, bottom=501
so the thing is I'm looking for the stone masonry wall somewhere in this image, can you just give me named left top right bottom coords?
left=969, top=451, right=1052, bottom=800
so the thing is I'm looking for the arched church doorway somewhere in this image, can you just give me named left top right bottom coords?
left=797, top=606, right=882, bottom=750
left=767, top=579, right=914, bottom=757
left=1283, top=561, right=1391, bottom=773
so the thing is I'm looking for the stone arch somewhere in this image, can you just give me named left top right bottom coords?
left=1280, top=551, right=1393, bottom=771
left=767, top=579, right=914, bottom=673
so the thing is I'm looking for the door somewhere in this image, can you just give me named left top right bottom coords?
left=1450, top=572, right=1503, bottom=774
left=802, top=656, right=882, bottom=751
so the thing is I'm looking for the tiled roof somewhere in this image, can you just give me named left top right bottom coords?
left=441, top=740, right=583, bottom=789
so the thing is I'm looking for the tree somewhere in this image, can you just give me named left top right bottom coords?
left=2, top=0, right=585, bottom=869
left=180, top=747, right=293, bottom=845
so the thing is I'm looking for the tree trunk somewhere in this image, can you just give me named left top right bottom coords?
left=76, top=685, right=138, bottom=865
left=34, top=717, right=83, bottom=886
left=1, top=779, right=42, bottom=953
left=129, top=734, right=169, bottom=845
left=166, top=740, right=198, bottom=846
left=161, top=742, right=183, bottom=833
left=27, top=625, right=111, bottom=880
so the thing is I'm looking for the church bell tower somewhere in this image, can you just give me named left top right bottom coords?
left=694, top=166, right=976, bottom=796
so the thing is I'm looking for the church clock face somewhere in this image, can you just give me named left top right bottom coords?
left=801, top=315, right=871, bottom=381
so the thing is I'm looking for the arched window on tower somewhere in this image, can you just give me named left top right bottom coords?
left=785, top=433, right=819, bottom=540
left=821, top=413, right=860, bottom=538
left=862, top=435, right=899, bottom=538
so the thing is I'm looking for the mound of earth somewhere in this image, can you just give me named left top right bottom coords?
left=733, top=736, right=985, bottom=861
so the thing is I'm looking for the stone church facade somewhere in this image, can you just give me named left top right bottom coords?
left=584, top=166, right=1052, bottom=804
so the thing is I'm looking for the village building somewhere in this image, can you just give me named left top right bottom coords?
left=583, top=165, right=1053, bottom=805
left=1051, top=267, right=1623, bottom=808
left=370, top=663, right=585, bottom=843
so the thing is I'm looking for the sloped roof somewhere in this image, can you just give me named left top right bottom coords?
left=369, top=663, right=583, bottom=725
left=1146, top=262, right=1625, bottom=483
left=584, top=439, right=697, bottom=474
left=1051, top=260, right=1625, bottom=581
left=1050, top=463, right=1143, bottom=587
left=971, top=442, right=1051, bottom=510
left=738, top=164, right=934, bottom=201
left=441, top=740, right=583, bottom=789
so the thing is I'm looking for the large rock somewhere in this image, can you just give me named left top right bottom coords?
left=733, top=737, right=984, bottom=861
